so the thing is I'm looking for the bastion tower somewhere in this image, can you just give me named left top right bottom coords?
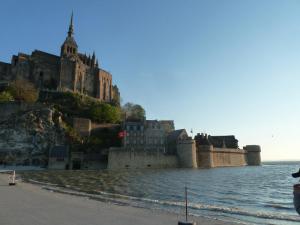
left=0, top=13, right=119, bottom=102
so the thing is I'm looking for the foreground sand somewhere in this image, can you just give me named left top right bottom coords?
left=0, top=173, right=237, bottom=225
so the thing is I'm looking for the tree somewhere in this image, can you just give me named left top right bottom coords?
left=7, top=79, right=38, bottom=103
left=0, top=91, right=14, bottom=103
left=88, top=103, right=121, bottom=123
left=122, top=102, right=146, bottom=120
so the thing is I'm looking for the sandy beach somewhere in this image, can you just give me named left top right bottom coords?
left=0, top=173, right=239, bottom=225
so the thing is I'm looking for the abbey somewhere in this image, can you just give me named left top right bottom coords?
left=0, top=13, right=116, bottom=102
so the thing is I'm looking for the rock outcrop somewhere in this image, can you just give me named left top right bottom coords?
left=0, top=106, right=67, bottom=165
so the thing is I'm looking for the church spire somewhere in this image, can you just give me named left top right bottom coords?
left=68, top=11, right=74, bottom=37
left=61, top=11, right=78, bottom=57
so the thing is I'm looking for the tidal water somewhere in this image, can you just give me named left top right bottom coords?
left=89, top=161, right=300, bottom=225
left=8, top=162, right=300, bottom=224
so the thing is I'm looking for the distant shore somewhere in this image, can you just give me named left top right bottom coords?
left=0, top=173, right=237, bottom=225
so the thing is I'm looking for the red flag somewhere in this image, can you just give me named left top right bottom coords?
left=118, top=130, right=126, bottom=138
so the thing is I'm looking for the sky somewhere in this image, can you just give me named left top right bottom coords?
left=1, top=0, right=299, bottom=161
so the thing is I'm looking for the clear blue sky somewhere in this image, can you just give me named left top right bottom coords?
left=1, top=0, right=300, bottom=161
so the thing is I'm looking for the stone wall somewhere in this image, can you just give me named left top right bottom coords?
left=48, top=158, right=67, bottom=170
left=177, top=139, right=197, bottom=168
left=0, top=62, right=11, bottom=80
left=244, top=145, right=261, bottom=166
left=212, top=148, right=247, bottom=167
left=97, top=69, right=112, bottom=101
left=196, top=145, right=214, bottom=168
left=108, top=148, right=178, bottom=169
left=197, top=145, right=247, bottom=168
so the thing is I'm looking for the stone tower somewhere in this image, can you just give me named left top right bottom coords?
left=243, top=145, right=261, bottom=166
left=0, top=12, right=117, bottom=102
left=177, top=139, right=198, bottom=168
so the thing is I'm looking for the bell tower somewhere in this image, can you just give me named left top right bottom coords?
left=61, top=12, right=78, bottom=57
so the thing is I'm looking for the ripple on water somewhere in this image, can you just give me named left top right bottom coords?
left=20, top=162, right=300, bottom=225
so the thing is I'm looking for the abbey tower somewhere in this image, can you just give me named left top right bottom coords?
left=0, top=13, right=118, bottom=102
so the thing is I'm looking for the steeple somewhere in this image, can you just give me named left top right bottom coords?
left=92, top=51, right=96, bottom=67
left=61, top=11, right=78, bottom=57
left=68, top=11, right=74, bottom=37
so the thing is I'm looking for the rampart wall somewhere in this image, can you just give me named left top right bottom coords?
left=177, top=139, right=197, bottom=168
left=197, top=145, right=247, bottom=168
left=211, top=148, right=247, bottom=167
left=108, top=148, right=178, bottom=169
left=244, top=145, right=261, bottom=166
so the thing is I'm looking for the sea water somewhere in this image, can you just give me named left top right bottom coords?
left=8, top=162, right=300, bottom=224
left=90, top=161, right=300, bottom=225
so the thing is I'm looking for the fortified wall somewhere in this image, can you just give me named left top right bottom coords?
left=196, top=145, right=247, bottom=168
left=107, top=132, right=261, bottom=170
left=195, top=133, right=261, bottom=168
left=108, top=147, right=178, bottom=169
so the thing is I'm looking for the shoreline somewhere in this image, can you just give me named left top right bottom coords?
left=0, top=173, right=240, bottom=225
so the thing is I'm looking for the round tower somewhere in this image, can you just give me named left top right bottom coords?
left=196, top=144, right=214, bottom=168
left=177, top=139, right=197, bottom=168
left=244, top=145, right=261, bottom=166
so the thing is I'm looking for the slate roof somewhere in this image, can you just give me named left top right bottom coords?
left=195, top=134, right=239, bottom=149
left=167, top=129, right=188, bottom=142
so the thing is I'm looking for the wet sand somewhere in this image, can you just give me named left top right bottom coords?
left=0, top=173, right=237, bottom=225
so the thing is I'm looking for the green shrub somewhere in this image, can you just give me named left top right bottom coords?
left=41, top=91, right=121, bottom=123
left=7, top=79, right=38, bottom=103
left=0, top=91, right=14, bottom=103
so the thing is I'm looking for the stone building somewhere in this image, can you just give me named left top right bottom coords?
left=48, top=145, right=69, bottom=170
left=123, top=119, right=175, bottom=151
left=166, top=129, right=189, bottom=154
left=0, top=13, right=118, bottom=102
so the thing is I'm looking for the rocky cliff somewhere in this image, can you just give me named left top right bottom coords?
left=0, top=105, right=67, bottom=165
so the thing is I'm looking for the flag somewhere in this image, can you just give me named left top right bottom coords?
left=118, top=130, right=126, bottom=138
